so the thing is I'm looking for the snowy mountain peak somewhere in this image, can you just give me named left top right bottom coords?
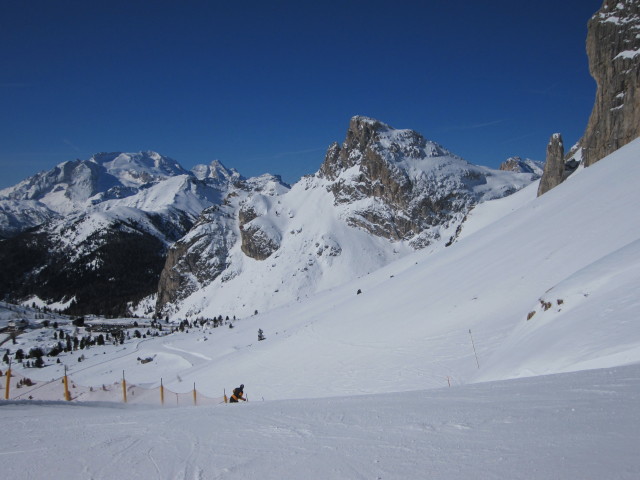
left=191, top=159, right=241, bottom=183
left=88, top=151, right=189, bottom=187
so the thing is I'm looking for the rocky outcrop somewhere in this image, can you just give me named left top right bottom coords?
left=318, top=116, right=534, bottom=247
left=240, top=224, right=280, bottom=260
left=499, top=157, right=544, bottom=176
left=156, top=205, right=237, bottom=310
left=581, top=0, right=640, bottom=166
left=238, top=202, right=281, bottom=260
left=319, top=117, right=460, bottom=245
left=538, top=134, right=565, bottom=196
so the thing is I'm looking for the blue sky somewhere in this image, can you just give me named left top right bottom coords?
left=1, top=0, right=602, bottom=188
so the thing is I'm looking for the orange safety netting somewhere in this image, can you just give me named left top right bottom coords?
left=0, top=370, right=226, bottom=406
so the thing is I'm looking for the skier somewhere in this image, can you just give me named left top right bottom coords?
left=229, top=384, right=246, bottom=403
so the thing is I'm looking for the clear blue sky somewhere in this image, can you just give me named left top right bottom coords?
left=0, top=0, right=602, bottom=188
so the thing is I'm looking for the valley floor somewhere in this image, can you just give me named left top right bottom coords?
left=2, top=363, right=639, bottom=480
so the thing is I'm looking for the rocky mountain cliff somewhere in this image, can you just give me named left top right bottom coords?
left=318, top=116, right=535, bottom=248
left=155, top=116, right=537, bottom=319
left=537, top=0, right=640, bottom=195
left=582, top=0, right=640, bottom=166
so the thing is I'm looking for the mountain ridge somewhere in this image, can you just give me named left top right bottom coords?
left=0, top=116, right=541, bottom=318
left=155, top=116, right=538, bottom=319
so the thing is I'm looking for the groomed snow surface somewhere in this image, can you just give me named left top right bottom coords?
left=3, top=365, right=639, bottom=480
left=2, top=139, right=640, bottom=478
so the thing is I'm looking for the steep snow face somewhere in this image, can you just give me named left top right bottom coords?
left=161, top=170, right=423, bottom=319
left=0, top=159, right=113, bottom=216
left=96, top=174, right=222, bottom=219
left=88, top=151, right=189, bottom=187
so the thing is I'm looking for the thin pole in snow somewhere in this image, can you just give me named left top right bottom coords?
left=469, top=329, right=480, bottom=369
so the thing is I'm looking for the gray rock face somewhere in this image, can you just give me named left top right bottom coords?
left=499, top=157, right=544, bottom=176
left=238, top=203, right=281, bottom=260
left=156, top=205, right=238, bottom=309
left=581, top=0, right=640, bottom=166
left=538, top=134, right=565, bottom=196
left=240, top=224, right=280, bottom=260
left=318, top=116, right=531, bottom=248
left=319, top=117, right=466, bottom=246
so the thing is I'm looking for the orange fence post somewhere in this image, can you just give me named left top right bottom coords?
left=64, top=366, right=71, bottom=401
left=224, top=389, right=228, bottom=403
left=122, top=371, right=127, bottom=403
left=193, top=382, right=197, bottom=406
left=160, top=378, right=164, bottom=406
left=4, top=363, right=11, bottom=400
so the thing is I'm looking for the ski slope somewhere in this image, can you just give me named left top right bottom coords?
left=2, top=365, right=639, bottom=480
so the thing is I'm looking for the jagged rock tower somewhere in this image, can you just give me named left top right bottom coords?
left=538, top=134, right=565, bottom=197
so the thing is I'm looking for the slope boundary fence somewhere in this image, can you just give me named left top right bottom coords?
left=0, top=369, right=227, bottom=407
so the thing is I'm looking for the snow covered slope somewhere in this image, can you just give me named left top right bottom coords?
left=2, top=365, right=639, bottom=480
left=10, top=136, right=637, bottom=404
left=147, top=137, right=640, bottom=400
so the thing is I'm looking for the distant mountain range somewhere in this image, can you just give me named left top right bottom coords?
left=0, top=120, right=537, bottom=317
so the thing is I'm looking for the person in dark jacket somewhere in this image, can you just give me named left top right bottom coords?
left=229, top=384, right=246, bottom=403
